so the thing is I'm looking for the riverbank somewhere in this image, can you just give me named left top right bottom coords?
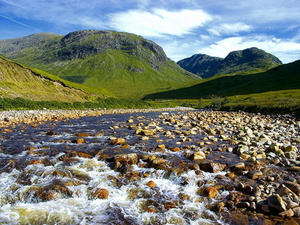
left=0, top=107, right=195, bottom=128
left=0, top=109, right=300, bottom=224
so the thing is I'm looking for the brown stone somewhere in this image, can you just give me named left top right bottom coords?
left=76, top=152, right=93, bottom=158
left=72, top=138, right=85, bottom=144
left=91, top=188, right=109, bottom=199
left=164, top=201, right=177, bottom=211
left=114, top=153, right=138, bottom=165
left=171, top=147, right=181, bottom=152
left=268, top=194, right=286, bottom=212
left=151, top=158, right=166, bottom=166
left=146, top=206, right=158, bottom=213
left=279, top=209, right=294, bottom=218
left=76, top=133, right=90, bottom=137
left=247, top=170, right=263, bottom=179
left=191, top=151, right=206, bottom=160
left=231, top=212, right=249, bottom=225
left=200, top=162, right=227, bottom=173
left=27, top=160, right=42, bottom=165
left=35, top=179, right=72, bottom=201
left=226, top=172, right=236, bottom=179
left=156, top=144, right=165, bottom=150
left=94, top=131, right=104, bottom=136
left=283, top=181, right=300, bottom=196
left=292, top=207, right=300, bottom=216
left=203, top=186, right=218, bottom=198
left=46, top=131, right=57, bottom=135
left=146, top=180, right=156, bottom=188
left=111, top=138, right=126, bottom=145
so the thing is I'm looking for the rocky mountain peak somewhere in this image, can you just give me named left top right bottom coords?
left=178, top=47, right=282, bottom=78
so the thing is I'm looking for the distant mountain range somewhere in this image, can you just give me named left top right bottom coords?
left=0, top=30, right=199, bottom=98
left=177, top=47, right=282, bottom=78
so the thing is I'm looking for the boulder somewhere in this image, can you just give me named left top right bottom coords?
left=268, top=194, right=286, bottom=212
left=91, top=188, right=109, bottom=199
left=111, top=138, right=126, bottom=145
left=190, top=151, right=206, bottom=161
left=114, top=153, right=138, bottom=165
left=283, top=181, right=300, bottom=196
left=203, top=186, right=218, bottom=198
left=199, top=162, right=227, bottom=173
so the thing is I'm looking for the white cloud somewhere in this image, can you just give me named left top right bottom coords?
left=208, top=22, right=252, bottom=36
left=109, top=8, right=213, bottom=37
left=199, top=36, right=300, bottom=63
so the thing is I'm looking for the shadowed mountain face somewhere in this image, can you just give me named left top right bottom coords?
left=0, top=30, right=200, bottom=98
left=177, top=47, right=282, bottom=78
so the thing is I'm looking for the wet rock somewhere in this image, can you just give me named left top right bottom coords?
left=292, top=206, right=300, bottom=216
left=231, top=212, right=249, bottom=225
left=190, top=151, right=206, bottom=161
left=284, top=145, right=297, bottom=152
left=247, top=170, right=263, bottom=180
left=35, top=179, right=73, bottom=201
left=268, top=194, right=286, bottom=212
left=91, top=188, right=109, bottom=199
left=71, top=138, right=85, bottom=144
left=114, top=153, right=138, bottom=165
left=237, top=145, right=249, bottom=155
left=127, top=118, right=134, bottom=123
left=231, top=162, right=245, bottom=171
left=111, top=137, right=126, bottom=145
left=74, top=151, right=93, bottom=158
left=279, top=208, right=294, bottom=217
left=163, top=201, right=177, bottom=211
left=156, top=144, right=165, bottom=150
left=146, top=180, right=156, bottom=188
left=76, top=133, right=90, bottom=137
left=283, top=181, right=300, bottom=196
left=203, top=186, right=218, bottom=198
left=236, top=201, right=250, bottom=208
left=135, top=129, right=155, bottom=136
left=199, top=162, right=227, bottom=173
left=46, top=131, right=57, bottom=135
left=261, top=204, right=271, bottom=214
left=151, top=158, right=167, bottom=169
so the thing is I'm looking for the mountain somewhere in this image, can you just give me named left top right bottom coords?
left=0, top=55, right=112, bottom=102
left=144, top=59, right=300, bottom=100
left=177, top=47, right=282, bottom=78
left=0, top=30, right=200, bottom=98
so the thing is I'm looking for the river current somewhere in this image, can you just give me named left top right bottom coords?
left=0, top=111, right=232, bottom=225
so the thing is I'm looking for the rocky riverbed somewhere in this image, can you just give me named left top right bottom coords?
left=0, top=109, right=299, bottom=224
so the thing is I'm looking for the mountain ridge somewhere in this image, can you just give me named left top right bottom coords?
left=0, top=30, right=200, bottom=98
left=177, top=47, right=282, bottom=78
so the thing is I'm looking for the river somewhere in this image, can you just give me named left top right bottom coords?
left=0, top=110, right=299, bottom=224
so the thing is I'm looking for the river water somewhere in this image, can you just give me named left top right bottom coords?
left=0, top=111, right=242, bottom=224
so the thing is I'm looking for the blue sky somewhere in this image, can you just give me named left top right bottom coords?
left=0, top=0, right=300, bottom=63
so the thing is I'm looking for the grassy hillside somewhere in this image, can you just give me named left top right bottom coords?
left=0, top=30, right=200, bottom=99
left=144, top=59, right=300, bottom=115
left=145, top=60, right=300, bottom=99
left=0, top=55, right=113, bottom=102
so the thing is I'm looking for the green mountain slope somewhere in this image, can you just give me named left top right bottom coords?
left=177, top=47, right=282, bottom=78
left=144, top=59, right=300, bottom=99
left=0, top=55, right=112, bottom=102
left=0, top=30, right=200, bottom=98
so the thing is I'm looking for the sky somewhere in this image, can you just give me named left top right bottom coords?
left=0, top=0, right=300, bottom=64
